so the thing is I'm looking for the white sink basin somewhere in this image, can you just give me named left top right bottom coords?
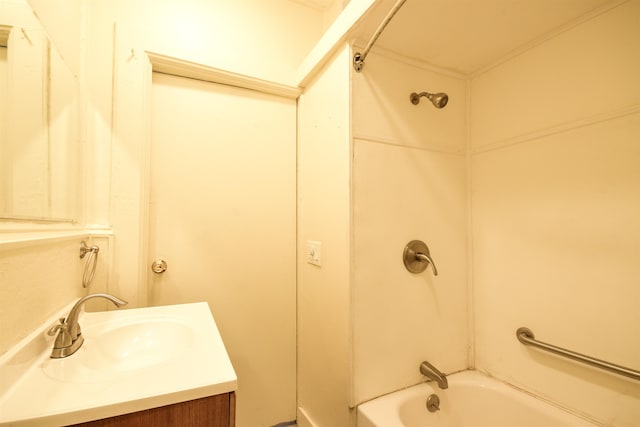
left=42, top=314, right=196, bottom=382
left=0, top=302, right=237, bottom=427
left=82, top=315, right=194, bottom=372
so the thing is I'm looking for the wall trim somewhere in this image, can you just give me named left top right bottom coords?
left=0, top=230, right=89, bottom=250
left=471, top=104, right=640, bottom=156
left=353, top=133, right=466, bottom=156
left=147, top=52, right=301, bottom=99
left=111, top=26, right=153, bottom=308
left=352, top=40, right=467, bottom=80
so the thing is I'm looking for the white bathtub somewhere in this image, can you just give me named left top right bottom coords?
left=357, top=370, right=599, bottom=427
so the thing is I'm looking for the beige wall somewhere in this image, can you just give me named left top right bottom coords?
left=98, top=1, right=320, bottom=423
left=471, top=1, right=640, bottom=425
left=84, top=0, right=325, bottom=227
left=0, top=235, right=101, bottom=355
left=2, top=0, right=325, bottom=422
left=351, top=52, right=469, bottom=405
left=297, top=44, right=354, bottom=427
left=0, top=232, right=113, bottom=356
left=84, top=2, right=323, bottom=425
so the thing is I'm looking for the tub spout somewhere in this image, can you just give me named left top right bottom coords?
left=420, top=360, right=448, bottom=389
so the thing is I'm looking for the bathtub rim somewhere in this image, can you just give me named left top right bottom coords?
left=355, top=369, right=603, bottom=427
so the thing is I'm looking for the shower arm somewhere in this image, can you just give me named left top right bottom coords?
left=353, top=0, right=407, bottom=72
left=410, top=92, right=431, bottom=104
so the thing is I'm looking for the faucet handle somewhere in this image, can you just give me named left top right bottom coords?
left=47, top=318, right=67, bottom=336
left=415, top=252, right=438, bottom=276
left=48, top=318, right=72, bottom=349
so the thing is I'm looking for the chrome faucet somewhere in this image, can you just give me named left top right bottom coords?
left=420, top=360, right=448, bottom=389
left=48, top=293, right=128, bottom=358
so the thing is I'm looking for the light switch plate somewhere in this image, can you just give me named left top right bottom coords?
left=306, top=240, right=322, bottom=266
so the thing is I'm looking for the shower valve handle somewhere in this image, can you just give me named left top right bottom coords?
left=403, top=240, right=438, bottom=276
left=415, top=252, right=438, bottom=276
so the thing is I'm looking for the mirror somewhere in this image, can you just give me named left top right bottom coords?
left=0, top=0, right=79, bottom=222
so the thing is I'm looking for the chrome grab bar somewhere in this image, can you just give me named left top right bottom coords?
left=516, top=327, right=640, bottom=381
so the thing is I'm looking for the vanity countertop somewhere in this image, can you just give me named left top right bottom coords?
left=0, top=302, right=237, bottom=426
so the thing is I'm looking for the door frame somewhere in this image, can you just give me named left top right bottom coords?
left=110, top=24, right=300, bottom=307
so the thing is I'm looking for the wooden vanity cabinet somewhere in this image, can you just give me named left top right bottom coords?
left=69, top=392, right=235, bottom=427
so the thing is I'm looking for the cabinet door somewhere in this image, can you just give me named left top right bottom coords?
left=69, top=392, right=234, bottom=427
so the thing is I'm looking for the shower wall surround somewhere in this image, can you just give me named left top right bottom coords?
left=471, top=2, right=640, bottom=425
left=297, top=45, right=468, bottom=425
left=351, top=53, right=468, bottom=405
left=300, top=2, right=639, bottom=426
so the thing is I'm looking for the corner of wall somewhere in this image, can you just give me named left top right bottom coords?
left=297, top=43, right=353, bottom=427
left=464, top=75, right=475, bottom=370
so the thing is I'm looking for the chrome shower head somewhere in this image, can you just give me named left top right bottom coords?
left=410, top=91, right=449, bottom=109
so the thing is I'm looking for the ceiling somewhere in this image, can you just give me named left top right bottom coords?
left=352, top=0, right=621, bottom=75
